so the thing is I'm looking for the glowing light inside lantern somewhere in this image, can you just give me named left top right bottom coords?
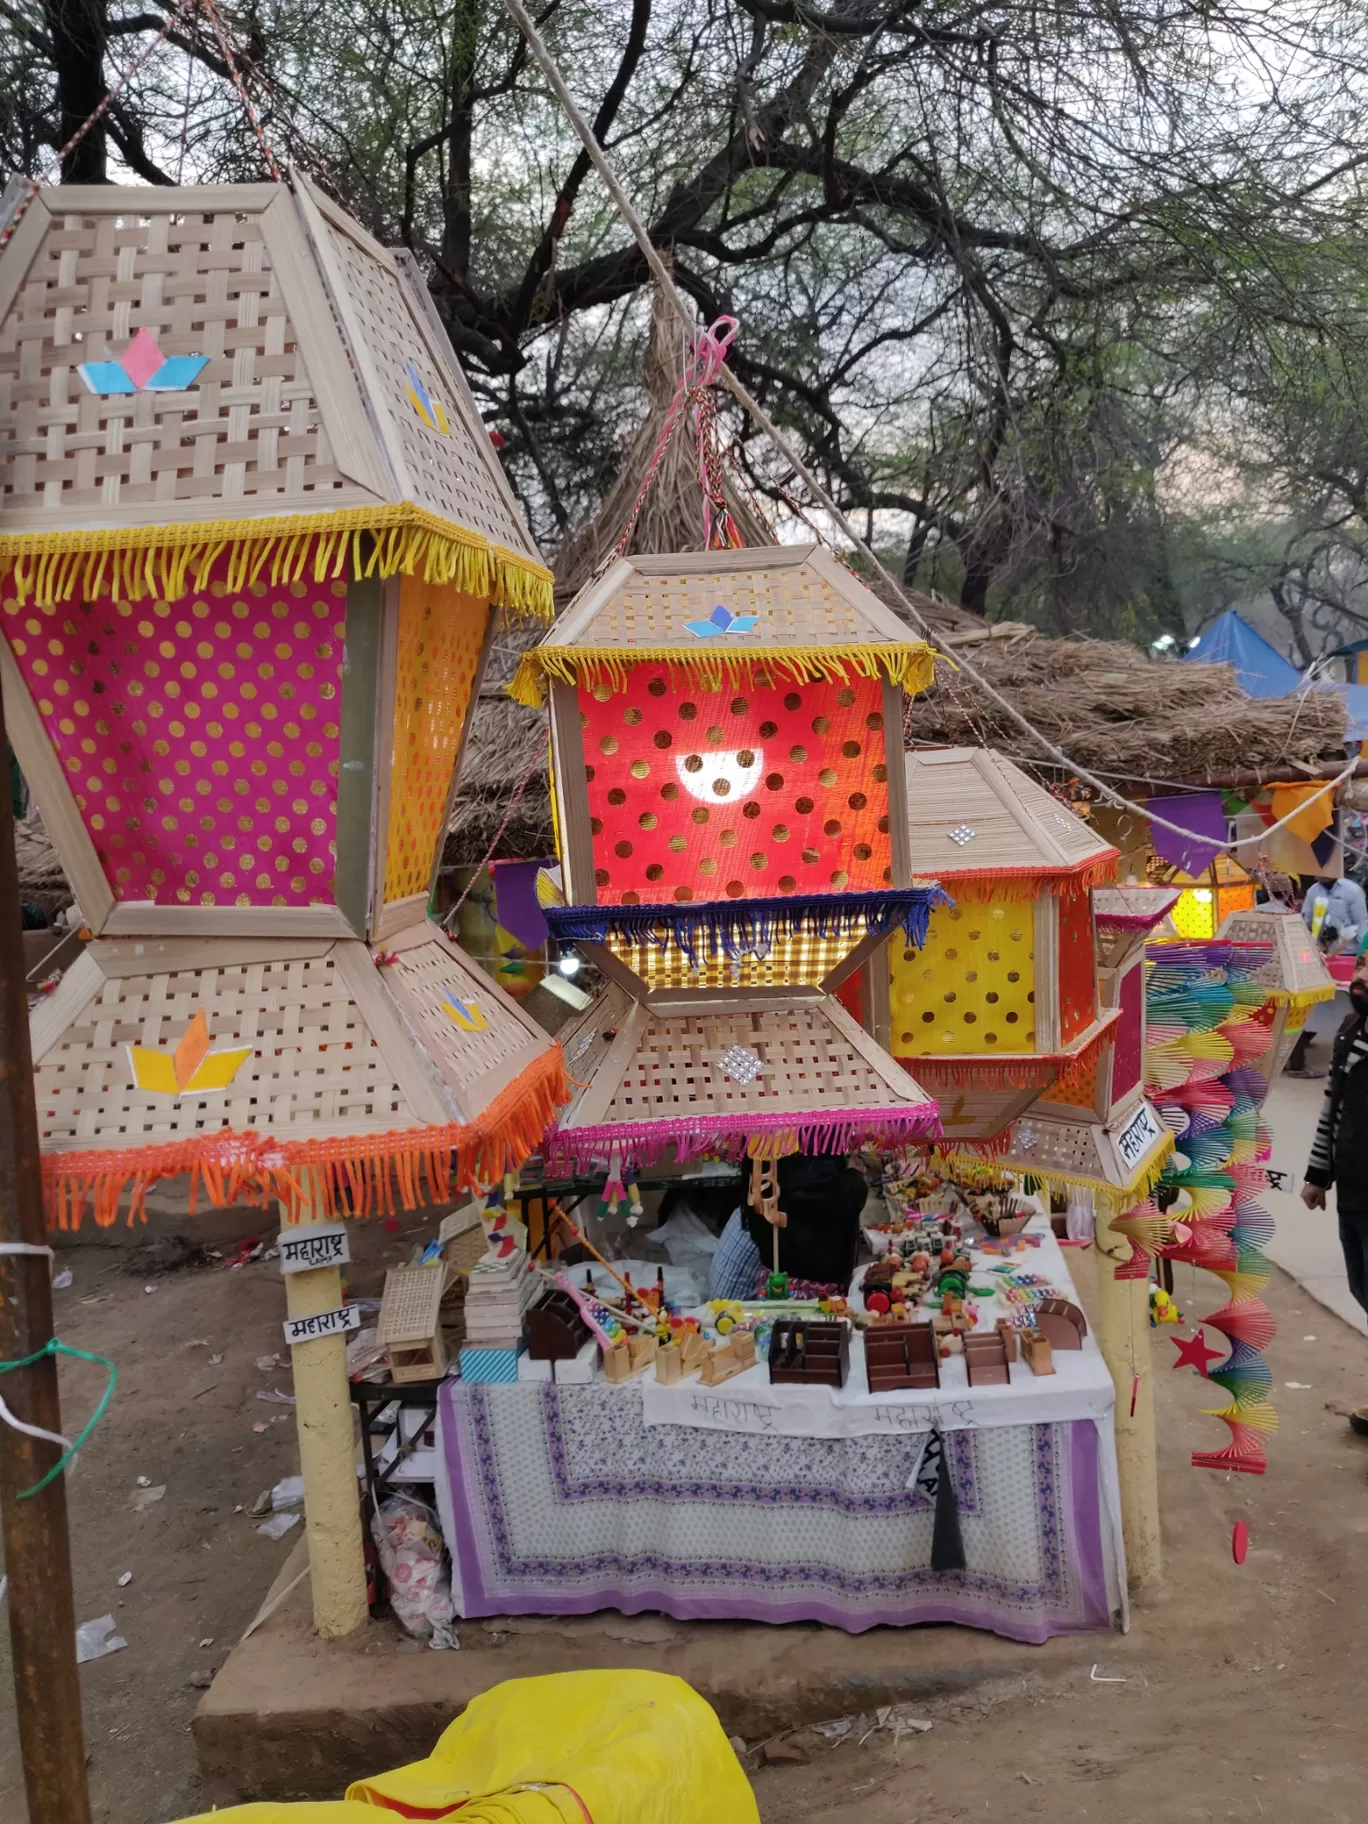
left=674, top=749, right=765, bottom=803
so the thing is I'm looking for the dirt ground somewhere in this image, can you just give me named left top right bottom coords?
left=1, top=1208, right=1366, bottom=1824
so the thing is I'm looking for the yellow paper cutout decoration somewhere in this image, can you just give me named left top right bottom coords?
left=439, top=990, right=488, bottom=1032
left=127, top=1009, right=253, bottom=1096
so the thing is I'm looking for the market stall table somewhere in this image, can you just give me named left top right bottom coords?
left=435, top=1219, right=1126, bottom=1643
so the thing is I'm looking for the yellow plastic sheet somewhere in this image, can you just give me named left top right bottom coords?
left=175, top=1671, right=759, bottom=1823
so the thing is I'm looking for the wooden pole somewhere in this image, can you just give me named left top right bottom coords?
left=0, top=676, right=93, bottom=1824
left=281, top=1181, right=368, bottom=1639
left=1093, top=1231, right=1162, bottom=1585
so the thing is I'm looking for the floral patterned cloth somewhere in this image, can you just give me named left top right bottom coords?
left=437, top=1382, right=1114, bottom=1642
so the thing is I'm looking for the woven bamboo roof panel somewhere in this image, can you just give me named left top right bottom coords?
left=0, top=180, right=549, bottom=616
left=1093, top=886, right=1182, bottom=970
left=512, top=545, right=933, bottom=703
left=548, top=986, right=939, bottom=1168
left=905, top=747, right=1116, bottom=886
left=1215, top=906, right=1334, bottom=1004
left=30, top=934, right=566, bottom=1227
left=379, top=922, right=556, bottom=1121
left=949, top=1097, right=1174, bottom=1210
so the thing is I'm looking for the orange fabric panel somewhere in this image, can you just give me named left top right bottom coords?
left=1057, top=889, right=1097, bottom=1041
left=384, top=580, right=488, bottom=904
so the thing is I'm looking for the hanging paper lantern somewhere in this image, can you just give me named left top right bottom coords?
left=518, top=546, right=944, bottom=988
left=0, top=179, right=566, bottom=1225
left=1160, top=855, right=1258, bottom=940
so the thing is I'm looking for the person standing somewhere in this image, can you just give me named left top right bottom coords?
left=1302, top=952, right=1368, bottom=1366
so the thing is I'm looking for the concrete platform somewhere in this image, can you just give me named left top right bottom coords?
left=194, top=1541, right=1109, bottom=1806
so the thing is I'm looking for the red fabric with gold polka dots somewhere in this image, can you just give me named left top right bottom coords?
left=2, top=557, right=345, bottom=908
left=578, top=666, right=891, bottom=903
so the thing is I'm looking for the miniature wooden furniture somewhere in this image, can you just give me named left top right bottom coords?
left=378, top=1265, right=448, bottom=1384
left=1020, top=1331, right=1055, bottom=1376
left=524, top=1288, right=593, bottom=1361
left=994, top=1318, right=1019, bottom=1362
left=769, top=1320, right=850, bottom=1387
left=963, top=1330, right=1012, bottom=1387
left=656, top=1332, right=710, bottom=1384
left=864, top=1323, right=939, bottom=1393
left=699, top=1331, right=757, bottom=1387
left=1035, top=1298, right=1087, bottom=1350
left=601, top=1332, right=660, bottom=1384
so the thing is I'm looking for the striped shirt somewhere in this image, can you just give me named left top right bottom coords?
left=707, top=1209, right=763, bottom=1300
left=1306, top=1016, right=1368, bottom=1187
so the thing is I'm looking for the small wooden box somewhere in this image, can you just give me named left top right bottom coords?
left=378, top=1265, right=448, bottom=1385
left=699, top=1331, right=756, bottom=1387
left=1021, top=1331, right=1055, bottom=1376
left=525, top=1288, right=592, bottom=1361
left=769, top=1320, right=849, bottom=1388
left=865, top=1323, right=939, bottom=1393
left=963, top=1330, right=1011, bottom=1387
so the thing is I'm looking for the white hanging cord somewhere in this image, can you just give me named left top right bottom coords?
left=0, top=1392, right=71, bottom=1456
left=497, top=0, right=1357, bottom=855
left=0, top=1244, right=54, bottom=1259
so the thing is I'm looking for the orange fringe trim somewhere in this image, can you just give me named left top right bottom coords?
left=42, top=1049, right=569, bottom=1231
left=924, top=853, right=1118, bottom=902
left=896, top=1012, right=1121, bottom=1091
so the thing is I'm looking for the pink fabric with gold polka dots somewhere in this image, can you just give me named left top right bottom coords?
left=2, top=558, right=345, bottom=908
left=579, top=665, right=891, bottom=904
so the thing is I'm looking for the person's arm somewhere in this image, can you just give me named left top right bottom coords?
left=1303, top=1079, right=1337, bottom=1207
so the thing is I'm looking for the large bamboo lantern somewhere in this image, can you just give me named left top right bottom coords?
left=1214, top=906, right=1334, bottom=1088
left=887, top=747, right=1120, bottom=1141
left=515, top=546, right=943, bottom=988
left=0, top=180, right=566, bottom=1224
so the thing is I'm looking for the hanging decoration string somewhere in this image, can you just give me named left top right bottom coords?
left=0, top=1, right=186, bottom=254
left=611, top=315, right=740, bottom=561
left=0, top=1338, right=117, bottom=1500
left=442, top=727, right=551, bottom=929
left=200, top=0, right=283, bottom=181
left=496, top=0, right=1357, bottom=858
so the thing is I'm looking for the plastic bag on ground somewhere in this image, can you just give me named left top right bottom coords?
left=371, top=1492, right=457, bottom=1647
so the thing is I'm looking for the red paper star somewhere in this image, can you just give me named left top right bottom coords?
left=1172, top=1328, right=1224, bottom=1377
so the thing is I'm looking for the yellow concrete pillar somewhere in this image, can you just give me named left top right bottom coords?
left=281, top=1195, right=368, bottom=1639
left=1093, top=1234, right=1162, bottom=1586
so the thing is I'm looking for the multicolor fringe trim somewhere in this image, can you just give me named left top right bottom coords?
left=42, top=1048, right=569, bottom=1231
left=1143, top=938, right=1279, bottom=1474
left=918, top=853, right=1118, bottom=902
left=509, top=640, right=935, bottom=707
left=546, top=885, right=950, bottom=967
left=898, top=1011, right=1121, bottom=1093
left=939, top=1130, right=1175, bottom=1210
left=545, top=1101, right=943, bottom=1174
left=0, top=506, right=553, bottom=620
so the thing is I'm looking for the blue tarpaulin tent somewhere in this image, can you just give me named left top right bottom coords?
left=1184, top=609, right=1368, bottom=740
left=1184, top=610, right=1302, bottom=697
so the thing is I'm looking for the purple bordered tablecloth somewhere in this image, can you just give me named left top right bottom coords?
left=435, top=1381, right=1123, bottom=1643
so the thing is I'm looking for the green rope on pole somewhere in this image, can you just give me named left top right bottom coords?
left=0, top=1338, right=117, bottom=1499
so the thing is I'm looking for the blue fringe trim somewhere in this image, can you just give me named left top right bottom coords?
left=544, top=886, right=951, bottom=967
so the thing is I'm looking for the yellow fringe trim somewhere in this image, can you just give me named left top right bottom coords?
left=0, top=505, right=553, bottom=621
left=1266, top=983, right=1336, bottom=1010
left=508, top=640, right=935, bottom=707
left=940, top=1128, right=1175, bottom=1214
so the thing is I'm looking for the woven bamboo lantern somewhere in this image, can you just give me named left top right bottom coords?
left=0, top=180, right=566, bottom=1225
left=1161, top=855, right=1257, bottom=941
left=549, top=977, right=941, bottom=1176
left=1214, top=905, right=1334, bottom=1087
left=886, top=747, right=1120, bottom=1141
left=514, top=546, right=942, bottom=986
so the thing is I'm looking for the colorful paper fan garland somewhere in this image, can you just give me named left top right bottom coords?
left=1141, top=937, right=1279, bottom=1474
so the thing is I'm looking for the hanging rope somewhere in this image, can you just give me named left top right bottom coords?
left=497, top=0, right=1358, bottom=857
left=200, top=0, right=283, bottom=181
left=0, top=1, right=187, bottom=253
left=442, top=728, right=552, bottom=929
left=0, top=1338, right=117, bottom=1500
left=611, top=315, right=740, bottom=561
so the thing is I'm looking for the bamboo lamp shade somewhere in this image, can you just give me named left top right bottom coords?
left=887, top=747, right=1120, bottom=1138
left=532, top=548, right=933, bottom=977
left=1161, top=856, right=1258, bottom=941
left=1214, top=906, right=1335, bottom=1085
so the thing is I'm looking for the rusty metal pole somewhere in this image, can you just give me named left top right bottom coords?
left=0, top=675, right=93, bottom=1824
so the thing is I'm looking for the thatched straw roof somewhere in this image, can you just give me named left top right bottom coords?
left=905, top=626, right=1349, bottom=784
left=14, top=809, right=73, bottom=920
